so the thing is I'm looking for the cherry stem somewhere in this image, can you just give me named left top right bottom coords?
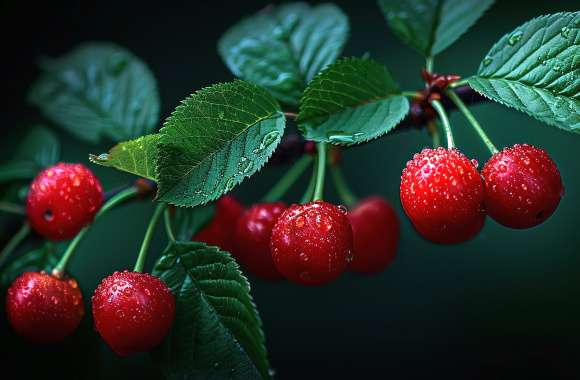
left=445, top=89, right=499, bottom=155
left=425, top=56, right=434, bottom=74
left=262, top=155, right=313, bottom=202
left=431, top=99, right=455, bottom=149
left=53, top=187, right=139, bottom=277
left=427, top=121, right=441, bottom=148
left=163, top=207, right=176, bottom=243
left=300, top=157, right=317, bottom=204
left=284, top=112, right=298, bottom=120
left=133, top=203, right=165, bottom=273
left=0, top=223, right=30, bottom=269
left=312, top=142, right=327, bottom=201
left=401, top=91, right=419, bottom=98
left=330, top=165, right=358, bottom=208
left=0, top=202, right=25, bottom=215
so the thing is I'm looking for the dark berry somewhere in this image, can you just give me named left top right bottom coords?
left=348, top=197, right=400, bottom=273
left=6, top=272, right=84, bottom=343
left=482, top=144, right=563, bottom=229
left=92, top=271, right=175, bottom=356
left=270, top=201, right=353, bottom=285
left=26, top=163, right=104, bottom=240
left=234, top=202, right=286, bottom=281
left=400, top=147, right=485, bottom=244
left=192, top=196, right=243, bottom=254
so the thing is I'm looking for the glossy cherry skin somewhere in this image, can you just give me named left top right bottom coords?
left=92, top=271, right=175, bottom=356
left=348, top=197, right=400, bottom=273
left=270, top=201, right=353, bottom=285
left=192, top=196, right=244, bottom=254
left=234, top=202, right=286, bottom=281
left=482, top=144, right=563, bottom=229
left=400, top=147, right=485, bottom=244
left=6, top=271, right=84, bottom=343
left=26, top=163, right=104, bottom=240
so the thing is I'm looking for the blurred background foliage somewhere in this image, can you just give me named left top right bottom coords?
left=1, top=0, right=579, bottom=378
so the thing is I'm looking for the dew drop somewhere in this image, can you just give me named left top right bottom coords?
left=560, top=26, right=571, bottom=38
left=238, top=158, right=253, bottom=174
left=224, top=177, right=236, bottom=192
left=508, top=31, right=523, bottom=46
left=483, top=57, right=493, bottom=66
left=261, top=130, right=281, bottom=149
left=471, top=159, right=479, bottom=168
left=337, top=205, right=348, bottom=214
left=327, top=132, right=355, bottom=144
left=43, top=209, right=54, bottom=222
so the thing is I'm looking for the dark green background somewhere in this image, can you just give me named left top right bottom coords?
left=1, top=1, right=579, bottom=378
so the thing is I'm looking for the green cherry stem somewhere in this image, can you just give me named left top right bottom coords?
left=401, top=91, right=419, bottom=98
left=262, top=155, right=313, bottom=202
left=52, top=187, right=139, bottom=277
left=427, top=121, right=441, bottom=148
left=0, top=223, right=30, bottom=269
left=330, top=165, right=358, bottom=208
left=300, top=157, right=318, bottom=204
left=163, top=206, right=176, bottom=243
left=426, top=56, right=434, bottom=73
left=445, top=89, right=499, bottom=155
left=431, top=99, right=455, bottom=149
left=133, top=203, right=165, bottom=273
left=0, top=202, right=26, bottom=215
left=312, top=142, right=327, bottom=201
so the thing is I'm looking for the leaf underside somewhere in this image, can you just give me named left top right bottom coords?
left=89, top=134, right=159, bottom=181
left=28, top=42, right=160, bottom=143
left=152, top=241, right=270, bottom=380
left=468, top=12, right=580, bottom=132
left=298, top=57, right=409, bottom=145
left=378, top=0, right=494, bottom=56
left=156, top=80, right=285, bottom=207
left=219, top=2, right=349, bottom=105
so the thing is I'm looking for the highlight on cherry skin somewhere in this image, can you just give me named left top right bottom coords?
left=482, top=144, right=563, bottom=229
left=26, top=162, right=104, bottom=240
left=91, top=271, right=175, bottom=356
left=234, top=202, right=287, bottom=281
left=6, top=271, right=84, bottom=343
left=348, top=197, right=400, bottom=274
left=270, top=200, right=354, bottom=286
left=400, top=147, right=486, bottom=244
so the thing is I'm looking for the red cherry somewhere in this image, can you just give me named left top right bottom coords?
left=192, top=196, right=243, bottom=254
left=400, top=147, right=485, bottom=244
left=6, top=271, right=84, bottom=343
left=234, top=202, right=286, bottom=281
left=482, top=144, right=563, bottom=229
left=270, top=201, right=353, bottom=285
left=348, top=197, right=400, bottom=273
left=92, top=271, right=175, bottom=356
left=26, top=163, right=104, bottom=240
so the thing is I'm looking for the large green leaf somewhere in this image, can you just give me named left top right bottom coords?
left=156, top=80, right=285, bottom=207
left=89, top=134, right=159, bottom=181
left=468, top=12, right=580, bottom=132
left=378, top=0, right=494, bottom=56
left=0, top=126, right=60, bottom=183
left=28, top=42, right=160, bottom=143
left=0, top=243, right=62, bottom=288
left=152, top=241, right=270, bottom=380
left=298, top=57, right=409, bottom=145
left=219, top=3, right=349, bottom=105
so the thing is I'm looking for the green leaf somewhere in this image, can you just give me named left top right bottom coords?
left=468, top=12, right=580, bottom=132
left=378, top=0, right=494, bottom=56
left=89, top=134, right=159, bottom=181
left=171, top=205, right=215, bottom=241
left=28, top=42, right=160, bottom=143
left=156, top=80, right=285, bottom=207
left=0, top=126, right=60, bottom=183
left=152, top=241, right=270, bottom=380
left=219, top=3, right=349, bottom=105
left=0, top=243, right=62, bottom=288
left=298, top=57, right=409, bottom=145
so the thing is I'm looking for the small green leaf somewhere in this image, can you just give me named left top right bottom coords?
left=0, top=243, right=62, bottom=288
left=89, top=134, right=159, bottom=181
left=378, top=0, right=494, bottom=56
left=156, top=80, right=285, bottom=207
left=28, top=42, right=160, bottom=143
left=298, top=57, right=409, bottom=145
left=0, top=126, right=60, bottom=183
left=219, top=3, right=349, bottom=105
left=468, top=12, right=580, bottom=132
left=171, top=205, right=215, bottom=241
left=152, top=241, right=270, bottom=380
